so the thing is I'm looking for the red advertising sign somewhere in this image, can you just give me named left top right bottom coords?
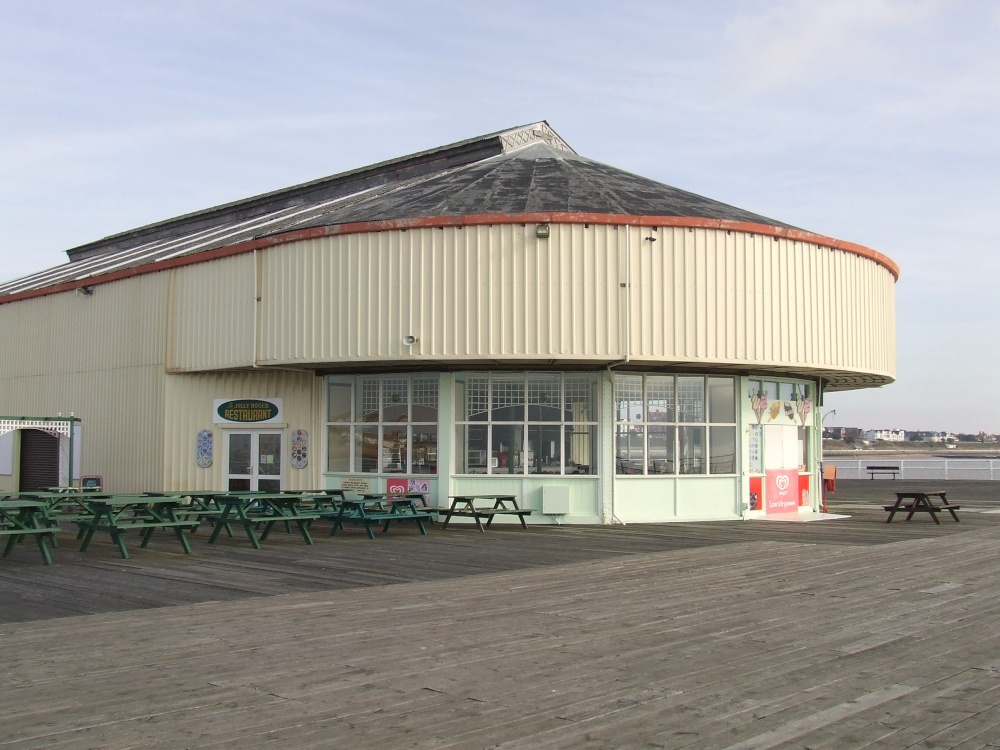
left=748, top=476, right=762, bottom=511
left=766, top=469, right=799, bottom=514
left=386, top=478, right=408, bottom=495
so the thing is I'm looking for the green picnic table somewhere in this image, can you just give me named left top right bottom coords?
left=0, top=500, right=60, bottom=564
left=205, top=493, right=323, bottom=548
left=76, top=496, right=199, bottom=559
left=329, top=495, right=432, bottom=539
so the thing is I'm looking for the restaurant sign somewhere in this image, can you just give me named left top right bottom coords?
left=213, top=398, right=283, bottom=425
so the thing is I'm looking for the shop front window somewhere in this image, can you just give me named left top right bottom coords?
left=455, top=373, right=598, bottom=475
left=615, top=374, right=737, bottom=476
left=326, top=375, right=439, bottom=474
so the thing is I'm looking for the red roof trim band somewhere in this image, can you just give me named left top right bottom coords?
left=0, top=213, right=898, bottom=304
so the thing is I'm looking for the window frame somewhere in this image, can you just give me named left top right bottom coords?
left=325, top=374, right=440, bottom=475
left=614, top=374, right=738, bottom=476
left=454, top=372, right=599, bottom=476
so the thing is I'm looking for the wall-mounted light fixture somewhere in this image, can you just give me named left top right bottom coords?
left=535, top=224, right=550, bottom=239
left=77, top=285, right=95, bottom=296
left=402, top=335, right=418, bottom=346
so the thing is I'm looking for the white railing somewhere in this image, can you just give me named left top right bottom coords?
left=826, top=459, right=1000, bottom=481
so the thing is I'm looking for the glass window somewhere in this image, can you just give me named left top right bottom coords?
left=492, top=377, right=525, bottom=422
left=327, top=375, right=440, bottom=474
left=456, top=373, right=598, bottom=475
left=709, top=426, right=736, bottom=474
left=465, top=377, right=489, bottom=422
left=382, top=378, right=408, bottom=422
left=528, top=424, right=562, bottom=474
left=615, top=374, right=736, bottom=476
left=412, top=426, right=437, bottom=474
left=677, top=377, right=705, bottom=422
left=327, top=425, right=350, bottom=472
left=358, top=379, right=379, bottom=423
left=615, top=374, right=643, bottom=422
left=457, top=424, right=489, bottom=474
left=413, top=377, right=439, bottom=422
left=327, top=382, right=352, bottom=422
left=648, top=426, right=675, bottom=474
left=565, top=376, right=597, bottom=422
left=646, top=376, right=674, bottom=422
left=381, top=426, right=407, bottom=472
left=564, top=424, right=596, bottom=474
left=616, top=425, right=644, bottom=474
left=708, top=377, right=735, bottom=423
left=528, top=375, right=561, bottom=422
left=679, top=425, right=705, bottom=474
left=357, top=425, right=379, bottom=473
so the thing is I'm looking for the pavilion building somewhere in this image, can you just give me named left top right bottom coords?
left=0, top=122, right=897, bottom=522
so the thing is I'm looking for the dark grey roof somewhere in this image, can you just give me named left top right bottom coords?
left=290, top=142, right=794, bottom=230
left=0, top=121, right=796, bottom=298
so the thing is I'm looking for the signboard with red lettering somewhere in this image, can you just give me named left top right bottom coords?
left=766, top=468, right=799, bottom=514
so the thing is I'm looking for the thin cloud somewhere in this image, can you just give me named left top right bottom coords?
left=722, top=0, right=949, bottom=95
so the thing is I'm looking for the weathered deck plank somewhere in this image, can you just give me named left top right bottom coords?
left=2, top=482, right=1000, bottom=748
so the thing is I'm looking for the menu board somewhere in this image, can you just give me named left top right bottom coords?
left=748, top=424, right=762, bottom=474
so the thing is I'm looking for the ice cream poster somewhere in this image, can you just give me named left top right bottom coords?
left=766, top=468, right=799, bottom=513
left=749, top=386, right=767, bottom=424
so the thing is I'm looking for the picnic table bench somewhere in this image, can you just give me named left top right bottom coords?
left=0, top=500, right=60, bottom=564
left=327, top=494, right=431, bottom=539
left=883, top=490, right=960, bottom=524
left=867, top=465, right=900, bottom=479
left=205, top=493, right=323, bottom=548
left=437, top=495, right=533, bottom=532
left=76, top=496, right=200, bottom=559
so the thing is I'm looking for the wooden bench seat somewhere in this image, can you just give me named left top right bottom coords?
left=441, top=504, right=534, bottom=530
left=76, top=519, right=200, bottom=532
left=883, top=504, right=961, bottom=513
left=868, top=465, right=900, bottom=479
left=330, top=510, right=432, bottom=539
left=0, top=524, right=60, bottom=564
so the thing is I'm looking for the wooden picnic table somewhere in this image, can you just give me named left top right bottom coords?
left=205, top=493, right=323, bottom=548
left=884, top=490, right=961, bottom=524
left=437, top=495, right=533, bottom=532
left=0, top=500, right=59, bottom=564
left=77, top=496, right=199, bottom=559
left=17, top=491, right=113, bottom=537
left=328, top=494, right=431, bottom=539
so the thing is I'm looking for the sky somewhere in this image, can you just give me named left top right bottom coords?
left=1, top=0, right=998, bottom=434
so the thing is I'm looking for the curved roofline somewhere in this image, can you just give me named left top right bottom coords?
left=277, top=213, right=900, bottom=279
left=0, top=212, right=897, bottom=305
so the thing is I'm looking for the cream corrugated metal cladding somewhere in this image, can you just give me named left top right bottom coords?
left=163, top=224, right=893, bottom=383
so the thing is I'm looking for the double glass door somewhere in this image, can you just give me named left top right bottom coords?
left=227, top=431, right=282, bottom=491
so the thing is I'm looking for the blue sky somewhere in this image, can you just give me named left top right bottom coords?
left=2, top=1, right=998, bottom=434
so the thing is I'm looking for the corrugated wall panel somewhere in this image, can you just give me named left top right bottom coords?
left=255, top=226, right=624, bottom=364
left=166, top=254, right=256, bottom=371
left=0, top=276, right=168, bottom=492
left=626, top=227, right=895, bottom=380
left=0, top=273, right=167, bottom=377
left=0, top=367, right=165, bottom=492
left=162, top=370, right=322, bottom=491
left=0, top=222, right=896, bottom=494
left=152, top=222, right=893, bottom=384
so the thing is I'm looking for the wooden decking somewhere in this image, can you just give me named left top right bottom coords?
left=2, top=480, right=1000, bottom=748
